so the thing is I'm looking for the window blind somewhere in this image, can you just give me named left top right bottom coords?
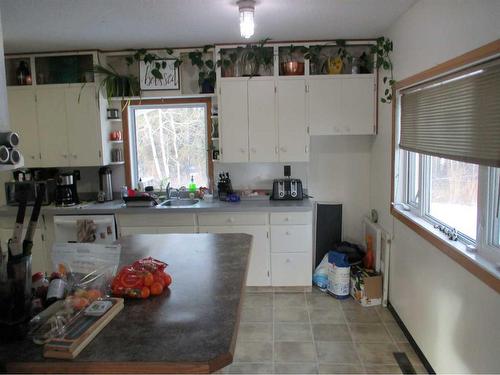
left=399, top=57, right=500, bottom=167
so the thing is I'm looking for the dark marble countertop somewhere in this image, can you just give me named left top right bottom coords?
left=0, top=233, right=252, bottom=373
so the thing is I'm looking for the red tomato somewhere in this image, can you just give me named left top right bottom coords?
left=163, top=273, right=172, bottom=287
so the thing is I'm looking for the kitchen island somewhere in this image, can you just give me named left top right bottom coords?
left=0, top=233, right=252, bottom=374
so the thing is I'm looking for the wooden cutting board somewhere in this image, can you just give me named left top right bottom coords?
left=43, top=298, right=124, bottom=359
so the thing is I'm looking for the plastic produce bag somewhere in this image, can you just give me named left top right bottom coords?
left=327, top=251, right=351, bottom=299
left=312, top=254, right=329, bottom=291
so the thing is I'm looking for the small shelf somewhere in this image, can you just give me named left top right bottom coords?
left=109, top=140, right=123, bottom=144
left=109, top=161, right=125, bottom=165
left=110, top=93, right=215, bottom=101
left=211, top=137, right=219, bottom=141
left=108, top=118, right=122, bottom=122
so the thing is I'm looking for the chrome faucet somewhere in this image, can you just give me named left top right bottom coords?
left=165, top=182, right=179, bottom=200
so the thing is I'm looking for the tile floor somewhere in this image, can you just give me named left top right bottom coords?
left=221, top=288, right=428, bottom=374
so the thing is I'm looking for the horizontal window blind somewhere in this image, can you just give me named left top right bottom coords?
left=400, top=57, right=500, bottom=167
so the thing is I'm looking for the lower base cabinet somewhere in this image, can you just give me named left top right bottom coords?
left=199, top=225, right=271, bottom=286
left=271, top=253, right=312, bottom=286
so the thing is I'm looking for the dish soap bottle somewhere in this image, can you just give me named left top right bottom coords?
left=188, top=175, right=197, bottom=193
left=138, top=178, right=145, bottom=192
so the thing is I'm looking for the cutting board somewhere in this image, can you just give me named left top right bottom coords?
left=43, top=298, right=124, bottom=359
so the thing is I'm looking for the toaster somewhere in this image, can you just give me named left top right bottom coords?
left=271, top=178, right=304, bottom=200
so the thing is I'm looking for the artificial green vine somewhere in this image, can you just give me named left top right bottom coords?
left=371, top=37, right=395, bottom=103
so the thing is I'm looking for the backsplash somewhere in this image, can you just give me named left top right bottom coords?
left=214, top=162, right=308, bottom=191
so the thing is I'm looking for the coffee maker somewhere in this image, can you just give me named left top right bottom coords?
left=55, top=171, right=80, bottom=206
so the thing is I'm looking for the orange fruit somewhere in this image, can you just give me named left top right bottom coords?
left=143, top=272, right=154, bottom=287
left=150, top=281, right=163, bottom=296
left=141, top=286, right=150, bottom=299
left=163, top=273, right=172, bottom=287
left=87, top=289, right=102, bottom=301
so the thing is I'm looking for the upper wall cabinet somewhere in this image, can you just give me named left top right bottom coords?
left=309, top=75, right=376, bottom=135
left=7, top=87, right=40, bottom=166
left=277, top=79, right=309, bottom=162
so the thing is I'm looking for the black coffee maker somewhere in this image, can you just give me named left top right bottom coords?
left=55, top=171, right=80, bottom=206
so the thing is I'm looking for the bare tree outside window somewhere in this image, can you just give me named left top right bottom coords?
left=133, top=105, right=208, bottom=189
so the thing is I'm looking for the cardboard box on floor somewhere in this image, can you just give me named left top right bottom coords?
left=350, top=266, right=382, bottom=307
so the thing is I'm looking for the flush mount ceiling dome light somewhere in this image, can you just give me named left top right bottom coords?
left=238, top=0, right=255, bottom=39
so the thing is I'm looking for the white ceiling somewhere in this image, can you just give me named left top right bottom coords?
left=0, top=0, right=417, bottom=54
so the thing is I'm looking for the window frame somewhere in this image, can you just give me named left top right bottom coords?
left=121, top=97, right=214, bottom=192
left=390, top=40, right=500, bottom=293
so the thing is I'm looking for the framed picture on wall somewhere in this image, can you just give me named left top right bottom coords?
left=139, top=59, right=180, bottom=90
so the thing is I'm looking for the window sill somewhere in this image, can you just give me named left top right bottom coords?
left=391, top=206, right=500, bottom=293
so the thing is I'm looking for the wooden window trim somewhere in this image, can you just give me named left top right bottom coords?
left=121, top=97, right=214, bottom=192
left=390, top=39, right=500, bottom=294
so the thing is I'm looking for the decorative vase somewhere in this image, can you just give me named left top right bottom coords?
left=327, top=57, right=344, bottom=74
left=281, top=61, right=305, bottom=76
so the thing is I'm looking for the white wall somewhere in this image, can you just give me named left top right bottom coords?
left=371, top=1, right=500, bottom=372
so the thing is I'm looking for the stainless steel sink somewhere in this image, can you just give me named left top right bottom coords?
left=159, top=199, right=199, bottom=207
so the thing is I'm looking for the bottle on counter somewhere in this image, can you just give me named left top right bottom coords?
left=137, top=179, right=145, bottom=192
left=188, top=175, right=197, bottom=193
left=45, top=273, right=67, bottom=307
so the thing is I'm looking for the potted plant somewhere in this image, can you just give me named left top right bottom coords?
left=304, top=45, right=328, bottom=75
left=252, top=38, right=273, bottom=76
left=371, top=37, right=394, bottom=103
left=188, top=45, right=216, bottom=93
left=92, top=64, right=140, bottom=102
left=217, top=49, right=239, bottom=77
left=281, top=44, right=307, bottom=75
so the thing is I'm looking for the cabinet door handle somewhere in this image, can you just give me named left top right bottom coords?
left=280, top=147, right=287, bottom=153
left=240, top=148, right=246, bottom=153
left=30, top=155, right=35, bottom=160
left=251, top=147, right=256, bottom=153
left=285, top=231, right=291, bottom=235
left=275, top=146, right=279, bottom=154
left=228, top=217, right=235, bottom=223
left=61, top=154, right=68, bottom=158
left=286, top=258, right=291, bottom=263
left=284, top=217, right=290, bottom=222
left=72, top=154, right=77, bottom=159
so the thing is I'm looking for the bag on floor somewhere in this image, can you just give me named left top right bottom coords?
left=312, top=254, right=329, bottom=291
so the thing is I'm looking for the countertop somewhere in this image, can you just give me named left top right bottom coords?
left=0, top=233, right=252, bottom=374
left=0, top=198, right=313, bottom=216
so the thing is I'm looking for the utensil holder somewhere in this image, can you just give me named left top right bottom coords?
left=0, top=251, right=32, bottom=340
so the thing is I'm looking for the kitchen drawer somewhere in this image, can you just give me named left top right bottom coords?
left=197, top=213, right=268, bottom=226
left=271, top=253, right=312, bottom=286
left=271, top=225, right=312, bottom=253
left=270, top=211, right=312, bottom=225
left=120, top=227, right=156, bottom=236
left=118, top=213, right=196, bottom=227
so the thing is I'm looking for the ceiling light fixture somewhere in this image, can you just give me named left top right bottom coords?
left=238, top=0, right=255, bottom=39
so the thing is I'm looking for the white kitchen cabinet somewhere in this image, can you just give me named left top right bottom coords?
left=36, top=86, right=69, bottom=166
left=199, top=225, right=271, bottom=286
left=270, top=225, right=312, bottom=253
left=120, top=227, right=157, bottom=236
left=219, top=79, right=249, bottom=162
left=7, top=87, right=40, bottom=166
left=65, top=86, right=102, bottom=166
left=277, top=79, right=309, bottom=161
left=309, top=75, right=376, bottom=135
left=271, top=252, right=311, bottom=286
left=248, top=79, right=278, bottom=162
left=156, top=227, right=197, bottom=234
left=340, top=76, right=375, bottom=135
left=308, top=77, right=342, bottom=135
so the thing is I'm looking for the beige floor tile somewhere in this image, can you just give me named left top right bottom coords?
left=238, top=322, right=273, bottom=341
left=275, top=307, right=309, bottom=323
left=222, top=362, right=274, bottom=374
left=338, top=298, right=365, bottom=311
left=355, top=342, right=399, bottom=365
left=308, top=308, right=346, bottom=324
left=318, top=364, right=364, bottom=374
left=344, top=308, right=382, bottom=323
left=315, top=341, right=360, bottom=364
left=376, top=307, right=396, bottom=323
left=275, top=323, right=313, bottom=342
left=274, top=362, right=318, bottom=374
left=349, top=323, right=392, bottom=343
left=275, top=293, right=307, bottom=309
left=312, top=324, right=351, bottom=342
left=385, top=322, right=408, bottom=343
left=243, top=293, right=273, bottom=308
left=364, top=365, right=403, bottom=374
left=245, top=286, right=274, bottom=293
left=241, top=306, right=273, bottom=323
left=234, top=341, right=273, bottom=362
left=398, top=342, right=424, bottom=367
left=275, top=341, right=317, bottom=362
left=306, top=293, right=341, bottom=309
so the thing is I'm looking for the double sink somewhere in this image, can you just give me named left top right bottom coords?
left=157, top=199, right=199, bottom=207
